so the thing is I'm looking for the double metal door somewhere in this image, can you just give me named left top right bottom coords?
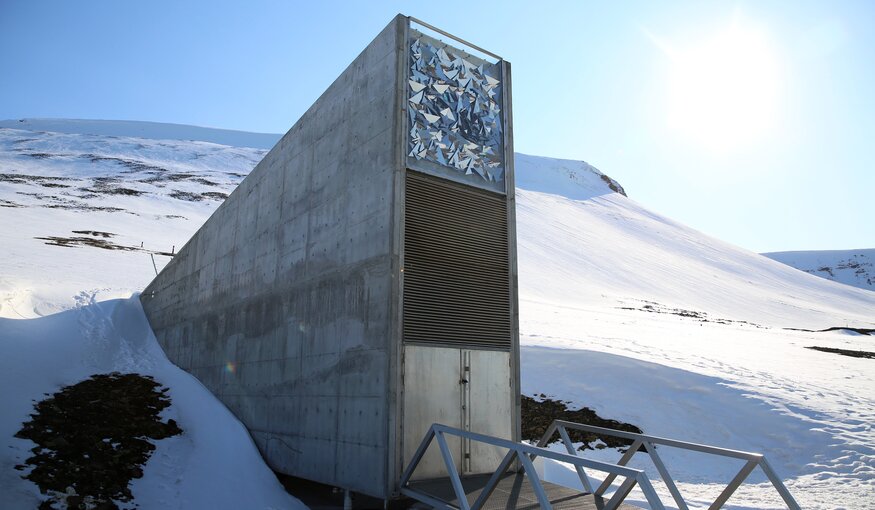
left=402, top=344, right=512, bottom=480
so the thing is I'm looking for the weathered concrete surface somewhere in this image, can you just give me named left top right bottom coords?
left=142, top=15, right=404, bottom=497
left=143, top=15, right=520, bottom=501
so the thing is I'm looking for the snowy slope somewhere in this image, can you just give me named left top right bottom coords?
left=0, top=128, right=267, bottom=318
left=1, top=121, right=873, bottom=509
left=512, top=166, right=874, bottom=507
left=515, top=186, right=874, bottom=330
left=763, top=249, right=875, bottom=292
left=0, top=118, right=281, bottom=150
left=0, top=127, right=304, bottom=509
left=513, top=154, right=873, bottom=507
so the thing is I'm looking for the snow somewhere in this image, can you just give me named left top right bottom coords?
left=514, top=152, right=626, bottom=200
left=0, top=293, right=303, bottom=509
left=0, top=127, right=301, bottom=509
left=763, top=249, right=875, bottom=292
left=0, top=118, right=282, bottom=149
left=0, top=127, right=266, bottom=319
left=513, top=155, right=873, bottom=508
left=515, top=188, right=873, bottom=330
left=1, top=120, right=874, bottom=509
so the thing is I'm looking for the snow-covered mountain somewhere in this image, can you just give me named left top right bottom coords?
left=0, top=118, right=281, bottom=149
left=1, top=120, right=873, bottom=509
left=763, top=249, right=875, bottom=292
left=0, top=127, right=268, bottom=318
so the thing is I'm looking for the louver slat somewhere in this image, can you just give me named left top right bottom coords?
left=403, top=171, right=511, bottom=350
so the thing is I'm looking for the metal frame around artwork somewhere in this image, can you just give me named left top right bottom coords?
left=407, top=16, right=502, bottom=61
left=399, top=423, right=666, bottom=510
left=536, top=420, right=801, bottom=510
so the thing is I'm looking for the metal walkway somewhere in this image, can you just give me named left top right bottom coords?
left=408, top=473, right=639, bottom=510
left=400, top=421, right=801, bottom=510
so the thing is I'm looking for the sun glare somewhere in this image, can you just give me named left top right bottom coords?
left=664, top=21, right=782, bottom=152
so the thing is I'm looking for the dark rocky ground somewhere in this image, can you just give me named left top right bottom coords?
left=521, top=394, right=643, bottom=452
left=806, top=346, right=875, bottom=359
left=14, top=373, right=181, bottom=510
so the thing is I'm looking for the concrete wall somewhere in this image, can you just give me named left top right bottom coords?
left=141, top=16, right=404, bottom=497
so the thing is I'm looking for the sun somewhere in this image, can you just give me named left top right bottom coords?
left=662, top=20, right=782, bottom=152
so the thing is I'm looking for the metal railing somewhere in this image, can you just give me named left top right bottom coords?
left=399, top=423, right=667, bottom=510
left=536, top=420, right=801, bottom=510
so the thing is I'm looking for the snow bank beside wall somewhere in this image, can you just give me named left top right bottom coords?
left=0, top=294, right=304, bottom=510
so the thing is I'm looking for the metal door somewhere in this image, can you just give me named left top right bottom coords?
left=401, top=345, right=512, bottom=479
left=402, top=345, right=462, bottom=479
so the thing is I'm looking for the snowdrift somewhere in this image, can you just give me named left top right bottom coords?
left=0, top=294, right=303, bottom=509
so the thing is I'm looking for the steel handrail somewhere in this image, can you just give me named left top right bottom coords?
left=537, top=420, right=801, bottom=510
left=399, top=423, right=666, bottom=510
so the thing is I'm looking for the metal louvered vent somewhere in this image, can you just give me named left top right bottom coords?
left=403, top=170, right=510, bottom=350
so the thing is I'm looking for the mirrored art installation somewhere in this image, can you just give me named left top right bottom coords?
left=408, top=35, right=504, bottom=183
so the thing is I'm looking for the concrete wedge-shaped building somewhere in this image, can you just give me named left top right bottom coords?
left=141, top=15, right=519, bottom=500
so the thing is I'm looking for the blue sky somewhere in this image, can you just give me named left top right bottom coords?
left=2, top=0, right=873, bottom=252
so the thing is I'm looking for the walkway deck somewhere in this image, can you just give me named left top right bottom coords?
left=407, top=473, right=640, bottom=509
